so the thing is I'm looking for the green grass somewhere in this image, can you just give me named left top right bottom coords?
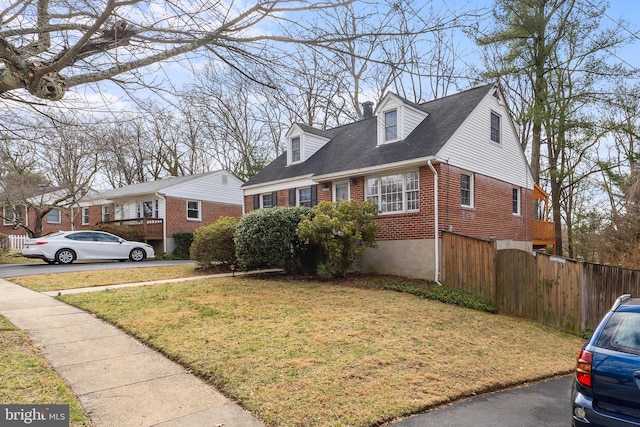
left=54, top=273, right=585, bottom=427
left=0, top=316, right=90, bottom=426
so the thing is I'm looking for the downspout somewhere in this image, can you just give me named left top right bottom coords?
left=155, top=192, right=167, bottom=255
left=428, top=160, right=443, bottom=285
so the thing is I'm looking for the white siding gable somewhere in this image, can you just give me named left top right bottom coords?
left=437, top=87, right=533, bottom=189
left=285, top=124, right=331, bottom=165
left=164, top=171, right=244, bottom=205
left=375, top=93, right=428, bottom=146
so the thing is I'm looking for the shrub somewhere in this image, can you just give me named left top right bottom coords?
left=92, top=223, right=144, bottom=241
left=190, top=217, right=240, bottom=269
left=235, top=206, right=313, bottom=274
left=172, top=232, right=194, bottom=259
left=297, top=201, right=379, bottom=279
left=0, top=233, right=9, bottom=254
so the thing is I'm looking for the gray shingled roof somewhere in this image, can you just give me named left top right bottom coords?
left=88, top=171, right=221, bottom=200
left=243, top=84, right=494, bottom=187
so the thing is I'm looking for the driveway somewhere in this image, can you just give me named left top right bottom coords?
left=389, top=375, right=572, bottom=426
left=0, top=260, right=196, bottom=278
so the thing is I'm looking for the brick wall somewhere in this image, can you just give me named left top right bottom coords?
left=165, top=197, right=242, bottom=236
left=242, top=163, right=531, bottom=243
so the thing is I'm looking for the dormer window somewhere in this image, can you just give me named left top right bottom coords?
left=291, top=136, right=301, bottom=162
left=384, top=110, right=398, bottom=141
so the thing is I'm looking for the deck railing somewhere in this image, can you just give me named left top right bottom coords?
left=100, top=218, right=163, bottom=240
left=532, top=219, right=554, bottom=248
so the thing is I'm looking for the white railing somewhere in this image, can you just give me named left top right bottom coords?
left=8, top=235, right=27, bottom=251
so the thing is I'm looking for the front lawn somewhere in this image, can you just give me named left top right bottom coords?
left=10, top=264, right=208, bottom=292
left=0, top=315, right=90, bottom=426
left=54, top=275, right=584, bottom=427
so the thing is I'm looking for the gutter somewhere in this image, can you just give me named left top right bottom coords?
left=428, top=160, right=443, bottom=286
left=155, top=192, right=167, bottom=255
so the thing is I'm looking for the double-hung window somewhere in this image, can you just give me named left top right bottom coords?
left=291, top=137, right=301, bottom=163
left=102, top=206, right=111, bottom=222
left=512, top=188, right=521, bottom=215
left=82, top=208, right=90, bottom=225
left=366, top=171, right=419, bottom=213
left=334, top=182, right=349, bottom=202
left=3, top=205, right=21, bottom=226
left=298, top=188, right=312, bottom=207
left=262, top=193, right=274, bottom=208
left=384, top=110, right=398, bottom=142
left=461, top=173, right=473, bottom=207
left=491, top=112, right=501, bottom=143
left=187, top=200, right=201, bottom=220
left=47, top=208, right=61, bottom=224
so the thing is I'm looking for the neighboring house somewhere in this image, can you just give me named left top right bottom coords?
left=1, top=188, right=76, bottom=241
left=77, top=170, right=244, bottom=254
left=242, top=83, right=539, bottom=280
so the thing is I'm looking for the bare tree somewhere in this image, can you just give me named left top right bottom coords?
left=0, top=0, right=355, bottom=102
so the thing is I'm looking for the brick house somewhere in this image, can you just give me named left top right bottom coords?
left=241, top=84, right=536, bottom=280
left=77, top=170, right=244, bottom=254
left=1, top=188, right=76, bottom=242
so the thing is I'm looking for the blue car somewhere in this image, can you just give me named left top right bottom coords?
left=572, top=294, right=640, bottom=426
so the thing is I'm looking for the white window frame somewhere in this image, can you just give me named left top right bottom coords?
left=82, top=207, right=90, bottom=225
left=137, top=200, right=158, bottom=218
left=512, top=187, right=521, bottom=216
left=384, top=109, right=398, bottom=142
left=3, top=205, right=20, bottom=226
left=102, top=205, right=111, bottom=222
left=47, top=208, right=61, bottom=224
left=461, top=172, right=474, bottom=208
left=187, top=200, right=202, bottom=221
left=290, top=136, right=301, bottom=163
left=333, top=181, right=350, bottom=202
left=491, top=111, right=501, bottom=144
left=365, top=171, right=419, bottom=214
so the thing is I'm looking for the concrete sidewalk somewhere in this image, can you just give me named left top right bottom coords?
left=0, top=278, right=265, bottom=427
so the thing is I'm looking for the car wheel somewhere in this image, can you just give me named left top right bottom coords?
left=55, top=249, right=76, bottom=264
left=129, top=248, right=146, bottom=262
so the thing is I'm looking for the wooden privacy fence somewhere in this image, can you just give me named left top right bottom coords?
left=442, top=231, right=640, bottom=334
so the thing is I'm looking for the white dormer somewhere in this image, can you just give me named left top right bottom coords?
left=285, top=123, right=331, bottom=166
left=375, top=93, right=429, bottom=146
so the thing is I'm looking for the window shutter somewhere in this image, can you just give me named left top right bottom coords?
left=311, top=185, right=318, bottom=207
left=272, top=191, right=278, bottom=206
left=253, top=194, right=259, bottom=210
left=289, top=189, right=296, bottom=206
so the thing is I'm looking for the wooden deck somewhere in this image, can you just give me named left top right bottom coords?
left=100, top=218, right=163, bottom=240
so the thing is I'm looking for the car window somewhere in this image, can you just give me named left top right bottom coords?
left=65, top=232, right=94, bottom=241
left=93, top=233, right=120, bottom=242
left=597, top=312, right=640, bottom=356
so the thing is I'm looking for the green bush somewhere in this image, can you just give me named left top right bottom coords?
left=190, top=217, right=240, bottom=269
left=173, top=232, right=194, bottom=259
left=92, top=224, right=144, bottom=241
left=297, top=201, right=379, bottom=279
left=235, top=206, right=313, bottom=274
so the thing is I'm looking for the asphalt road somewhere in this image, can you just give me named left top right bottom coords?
left=0, top=259, right=196, bottom=278
left=389, top=375, right=573, bottom=427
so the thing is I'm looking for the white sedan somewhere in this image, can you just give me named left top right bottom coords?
left=22, top=231, right=155, bottom=264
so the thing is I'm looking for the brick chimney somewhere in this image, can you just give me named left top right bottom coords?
left=362, top=101, right=374, bottom=119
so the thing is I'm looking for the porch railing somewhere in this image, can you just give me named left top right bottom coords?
left=99, top=218, right=164, bottom=240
